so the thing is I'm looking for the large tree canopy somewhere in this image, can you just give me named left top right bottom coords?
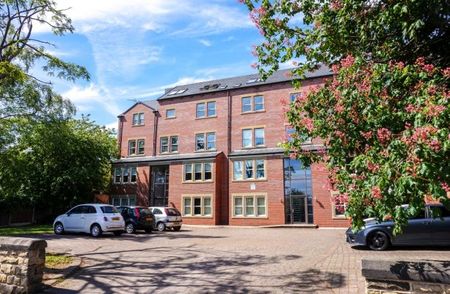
left=243, top=0, right=450, bottom=232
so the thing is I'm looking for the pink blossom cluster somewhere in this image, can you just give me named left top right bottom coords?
left=333, top=192, right=349, bottom=206
left=330, top=0, right=343, bottom=11
left=376, top=128, right=391, bottom=144
left=302, top=117, right=314, bottom=132
left=371, top=186, right=382, bottom=199
left=427, top=104, right=445, bottom=117
left=415, top=57, right=435, bottom=74
left=367, top=162, right=380, bottom=172
left=340, top=55, right=355, bottom=68
left=361, top=131, right=372, bottom=140
left=335, top=103, right=344, bottom=113
left=441, top=182, right=450, bottom=193
left=443, top=67, right=450, bottom=78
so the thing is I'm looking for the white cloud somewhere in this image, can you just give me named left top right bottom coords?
left=199, top=39, right=212, bottom=47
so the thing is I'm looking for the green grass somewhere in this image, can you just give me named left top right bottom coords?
left=46, top=253, right=73, bottom=268
left=0, top=224, right=53, bottom=236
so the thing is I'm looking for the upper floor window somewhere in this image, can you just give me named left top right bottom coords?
left=285, top=125, right=312, bottom=144
left=160, top=136, right=178, bottom=153
left=196, top=101, right=216, bottom=118
left=233, top=159, right=266, bottom=181
left=114, top=167, right=137, bottom=184
left=195, top=132, right=216, bottom=151
left=132, top=113, right=144, bottom=126
left=128, top=139, right=145, bottom=155
left=242, top=127, right=265, bottom=148
left=241, top=95, right=264, bottom=113
left=183, top=162, right=213, bottom=182
left=166, top=109, right=176, bottom=119
left=290, top=92, right=301, bottom=103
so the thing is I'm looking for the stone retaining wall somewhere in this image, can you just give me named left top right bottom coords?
left=0, top=237, right=47, bottom=294
left=362, top=259, right=450, bottom=294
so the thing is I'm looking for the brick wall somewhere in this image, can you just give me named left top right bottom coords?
left=311, top=162, right=350, bottom=227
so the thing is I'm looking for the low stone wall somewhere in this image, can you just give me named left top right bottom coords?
left=362, top=259, right=450, bottom=294
left=0, top=237, right=47, bottom=294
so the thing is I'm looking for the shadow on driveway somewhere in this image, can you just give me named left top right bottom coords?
left=43, top=245, right=345, bottom=293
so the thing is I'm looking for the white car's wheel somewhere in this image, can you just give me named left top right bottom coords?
left=90, top=224, right=102, bottom=237
left=54, top=222, right=64, bottom=235
left=157, top=222, right=166, bottom=232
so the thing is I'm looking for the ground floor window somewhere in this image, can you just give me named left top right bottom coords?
left=232, top=194, right=267, bottom=217
left=182, top=195, right=212, bottom=217
left=111, top=195, right=136, bottom=207
left=331, top=191, right=348, bottom=218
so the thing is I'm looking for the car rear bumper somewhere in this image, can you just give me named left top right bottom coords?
left=102, top=221, right=125, bottom=232
left=165, top=221, right=182, bottom=228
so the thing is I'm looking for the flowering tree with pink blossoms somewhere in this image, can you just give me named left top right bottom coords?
left=242, top=0, right=450, bottom=232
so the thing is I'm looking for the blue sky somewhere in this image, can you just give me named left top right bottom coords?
left=33, top=0, right=281, bottom=130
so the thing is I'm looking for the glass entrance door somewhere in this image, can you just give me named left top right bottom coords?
left=284, top=159, right=313, bottom=224
left=150, top=165, right=169, bottom=207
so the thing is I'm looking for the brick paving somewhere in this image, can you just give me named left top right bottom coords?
left=40, top=227, right=450, bottom=293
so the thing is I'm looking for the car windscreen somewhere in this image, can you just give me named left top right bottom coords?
left=138, top=208, right=152, bottom=216
left=101, top=206, right=119, bottom=214
left=166, top=208, right=180, bottom=216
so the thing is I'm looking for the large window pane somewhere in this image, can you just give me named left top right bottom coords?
left=194, top=198, right=201, bottom=215
left=257, top=197, right=266, bottom=216
left=207, top=132, right=216, bottom=150
left=254, top=96, right=264, bottom=111
left=207, top=101, right=216, bottom=117
left=196, top=103, right=205, bottom=118
left=245, top=160, right=254, bottom=179
left=242, top=129, right=252, bottom=148
left=129, top=196, right=136, bottom=206
left=160, top=137, right=169, bottom=153
left=256, top=160, right=265, bottom=179
left=233, top=161, right=243, bottom=180
left=122, top=168, right=129, bottom=183
left=245, top=197, right=254, bottom=215
left=184, top=164, right=192, bottom=181
left=166, top=109, right=176, bottom=118
left=196, top=133, right=205, bottom=151
left=137, top=139, right=145, bottom=154
left=184, top=198, right=191, bottom=215
left=242, top=97, right=252, bottom=112
left=130, top=167, right=137, bottom=183
left=114, top=168, right=122, bottom=183
left=128, top=140, right=136, bottom=155
left=204, top=197, right=211, bottom=216
left=254, top=128, right=265, bottom=146
left=171, top=136, right=178, bottom=152
left=204, top=163, right=212, bottom=180
left=234, top=197, right=243, bottom=216
left=194, top=163, right=202, bottom=180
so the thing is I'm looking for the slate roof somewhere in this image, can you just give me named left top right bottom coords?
left=157, top=65, right=332, bottom=100
left=118, top=100, right=159, bottom=117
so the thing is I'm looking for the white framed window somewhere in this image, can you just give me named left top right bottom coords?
left=285, top=125, right=312, bottom=144
left=114, top=167, right=138, bottom=184
left=132, top=113, right=144, bottom=126
left=111, top=195, right=136, bottom=206
left=166, top=109, right=176, bottom=119
left=196, top=101, right=216, bottom=118
left=182, top=195, right=213, bottom=217
left=128, top=139, right=144, bottom=155
left=242, top=127, right=265, bottom=148
left=233, top=159, right=266, bottom=181
left=232, top=194, right=267, bottom=217
left=160, top=136, right=178, bottom=153
left=183, top=162, right=214, bottom=182
left=241, top=96, right=265, bottom=113
left=195, top=132, right=216, bottom=151
left=331, top=191, right=348, bottom=218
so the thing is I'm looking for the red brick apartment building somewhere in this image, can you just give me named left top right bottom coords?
left=111, top=66, right=350, bottom=227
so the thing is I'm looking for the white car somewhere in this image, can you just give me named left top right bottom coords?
left=149, top=207, right=182, bottom=231
left=53, top=204, right=125, bottom=237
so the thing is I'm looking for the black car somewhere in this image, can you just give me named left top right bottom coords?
left=117, top=206, right=154, bottom=234
left=346, top=204, right=450, bottom=250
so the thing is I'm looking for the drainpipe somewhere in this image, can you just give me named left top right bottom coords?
left=152, top=111, right=159, bottom=157
left=117, top=115, right=124, bottom=157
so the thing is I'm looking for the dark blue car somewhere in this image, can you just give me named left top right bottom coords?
left=346, top=204, right=450, bottom=250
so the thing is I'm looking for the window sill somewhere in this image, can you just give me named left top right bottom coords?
left=165, top=117, right=176, bottom=120
left=131, top=124, right=145, bottom=127
left=159, top=151, right=179, bottom=155
left=241, top=146, right=267, bottom=149
left=241, top=110, right=266, bottom=115
left=113, top=182, right=137, bottom=185
left=127, top=154, right=146, bottom=157
left=195, top=115, right=217, bottom=120
left=332, top=216, right=349, bottom=220
left=182, top=180, right=214, bottom=184
left=231, top=179, right=267, bottom=183
left=231, top=216, right=268, bottom=219
left=194, top=149, right=217, bottom=153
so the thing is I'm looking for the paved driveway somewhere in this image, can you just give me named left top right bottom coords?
left=40, top=227, right=450, bottom=293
